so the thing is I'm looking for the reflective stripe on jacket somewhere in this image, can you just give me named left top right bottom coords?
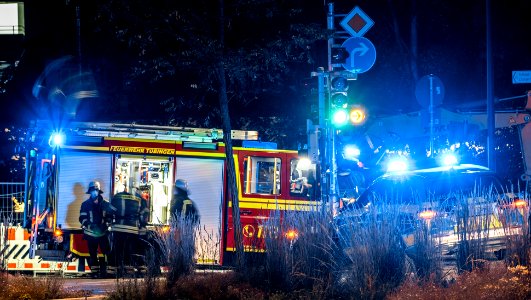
left=110, top=191, right=148, bottom=234
left=79, top=196, right=116, bottom=238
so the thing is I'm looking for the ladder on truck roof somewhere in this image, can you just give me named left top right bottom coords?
left=34, top=120, right=259, bottom=143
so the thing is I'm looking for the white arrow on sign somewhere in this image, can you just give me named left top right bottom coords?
left=353, top=43, right=369, bottom=56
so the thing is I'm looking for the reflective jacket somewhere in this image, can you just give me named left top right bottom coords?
left=110, top=191, right=149, bottom=235
left=170, top=190, right=199, bottom=224
left=79, top=195, right=117, bottom=238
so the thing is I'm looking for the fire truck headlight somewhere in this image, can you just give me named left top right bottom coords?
left=49, top=132, right=65, bottom=147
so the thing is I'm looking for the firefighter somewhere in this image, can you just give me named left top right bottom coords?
left=109, top=185, right=149, bottom=276
left=170, top=179, right=199, bottom=224
left=79, top=181, right=117, bottom=278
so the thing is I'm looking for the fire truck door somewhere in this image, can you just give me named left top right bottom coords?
left=56, top=151, right=113, bottom=230
left=175, top=157, right=224, bottom=264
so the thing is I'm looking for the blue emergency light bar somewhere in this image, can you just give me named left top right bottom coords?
left=242, top=140, right=277, bottom=150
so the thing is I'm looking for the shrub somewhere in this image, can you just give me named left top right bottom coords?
left=150, top=218, right=198, bottom=286
left=336, top=203, right=408, bottom=299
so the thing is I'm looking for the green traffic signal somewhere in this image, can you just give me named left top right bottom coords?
left=332, top=107, right=349, bottom=127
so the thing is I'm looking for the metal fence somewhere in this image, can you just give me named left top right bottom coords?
left=0, top=183, right=25, bottom=226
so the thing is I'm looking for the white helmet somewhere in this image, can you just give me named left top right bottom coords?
left=86, top=181, right=103, bottom=194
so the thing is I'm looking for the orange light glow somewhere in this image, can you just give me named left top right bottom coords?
left=418, top=210, right=436, bottom=220
left=514, top=199, right=527, bottom=208
left=53, top=229, right=63, bottom=237
left=285, top=229, right=299, bottom=241
left=47, top=215, right=53, bottom=229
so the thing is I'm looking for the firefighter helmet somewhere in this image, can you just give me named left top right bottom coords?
left=86, top=181, right=103, bottom=194
left=175, top=179, right=188, bottom=193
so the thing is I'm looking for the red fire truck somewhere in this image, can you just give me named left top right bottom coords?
left=1, top=120, right=318, bottom=274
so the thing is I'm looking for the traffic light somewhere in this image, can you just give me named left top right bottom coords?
left=330, top=74, right=367, bottom=127
left=330, top=75, right=349, bottom=127
left=349, top=105, right=366, bottom=125
left=331, top=47, right=349, bottom=65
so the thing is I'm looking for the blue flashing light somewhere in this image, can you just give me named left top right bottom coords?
left=49, top=132, right=65, bottom=147
left=242, top=140, right=277, bottom=150
left=387, top=159, right=408, bottom=173
left=441, top=153, right=458, bottom=167
left=344, top=145, right=361, bottom=160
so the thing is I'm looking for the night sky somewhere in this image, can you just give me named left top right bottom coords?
left=2, top=0, right=531, bottom=126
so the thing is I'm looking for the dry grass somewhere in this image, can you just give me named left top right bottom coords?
left=0, top=273, right=89, bottom=300
left=169, top=272, right=266, bottom=300
left=4, top=189, right=531, bottom=299
left=103, top=188, right=531, bottom=299
left=105, top=277, right=168, bottom=300
left=105, top=272, right=267, bottom=300
left=388, top=262, right=531, bottom=300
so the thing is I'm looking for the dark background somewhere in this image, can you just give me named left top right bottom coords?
left=2, top=1, right=531, bottom=124
left=0, top=0, right=531, bottom=182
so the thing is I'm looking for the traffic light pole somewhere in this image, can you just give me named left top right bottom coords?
left=312, top=3, right=370, bottom=214
left=312, top=68, right=339, bottom=216
left=313, top=68, right=329, bottom=209
left=327, top=3, right=340, bottom=216
left=311, top=3, right=345, bottom=216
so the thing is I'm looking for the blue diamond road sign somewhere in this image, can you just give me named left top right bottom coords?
left=341, top=37, right=376, bottom=74
left=340, top=6, right=374, bottom=37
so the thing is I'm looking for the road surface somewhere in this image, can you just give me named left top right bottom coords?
left=60, top=278, right=119, bottom=298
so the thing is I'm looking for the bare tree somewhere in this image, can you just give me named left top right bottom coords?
left=91, top=0, right=324, bottom=271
